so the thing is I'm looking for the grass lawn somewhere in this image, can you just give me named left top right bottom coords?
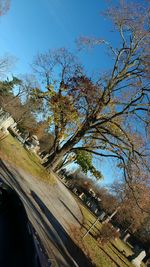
left=0, top=134, right=55, bottom=184
left=71, top=197, right=146, bottom=267
left=112, top=239, right=133, bottom=257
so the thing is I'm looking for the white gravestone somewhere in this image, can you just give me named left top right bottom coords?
left=132, top=250, right=146, bottom=267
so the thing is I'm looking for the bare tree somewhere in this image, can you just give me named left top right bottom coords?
left=0, top=55, right=16, bottom=79
left=32, top=1, right=150, bottom=186
left=110, top=175, right=150, bottom=233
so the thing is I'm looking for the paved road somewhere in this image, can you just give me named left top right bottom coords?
left=0, top=160, right=94, bottom=267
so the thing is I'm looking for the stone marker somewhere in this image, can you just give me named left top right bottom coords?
left=99, top=211, right=105, bottom=221
left=79, top=192, right=85, bottom=200
left=123, top=232, right=130, bottom=242
left=131, top=250, right=146, bottom=267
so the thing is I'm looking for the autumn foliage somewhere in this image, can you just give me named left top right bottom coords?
left=30, top=0, right=150, bottom=188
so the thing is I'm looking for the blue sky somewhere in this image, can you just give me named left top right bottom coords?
left=0, top=0, right=115, bottom=74
left=0, top=0, right=123, bottom=185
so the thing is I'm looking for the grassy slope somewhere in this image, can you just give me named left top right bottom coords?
left=0, top=134, right=55, bottom=184
left=79, top=202, right=133, bottom=267
left=71, top=195, right=146, bottom=267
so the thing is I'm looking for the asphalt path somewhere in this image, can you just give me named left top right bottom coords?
left=0, top=160, right=94, bottom=267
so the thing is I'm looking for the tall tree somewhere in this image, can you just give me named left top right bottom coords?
left=0, top=55, right=15, bottom=79
left=32, top=1, right=150, bottom=185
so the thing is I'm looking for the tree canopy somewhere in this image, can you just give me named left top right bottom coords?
left=30, top=1, right=150, bottom=185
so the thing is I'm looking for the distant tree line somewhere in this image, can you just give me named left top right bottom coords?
left=62, top=168, right=150, bottom=248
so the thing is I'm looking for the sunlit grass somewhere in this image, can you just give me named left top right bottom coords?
left=0, top=134, right=55, bottom=184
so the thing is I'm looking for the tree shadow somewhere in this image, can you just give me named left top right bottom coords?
left=31, top=190, right=94, bottom=267
left=0, top=160, right=94, bottom=267
left=58, top=198, right=83, bottom=226
left=0, top=160, right=75, bottom=266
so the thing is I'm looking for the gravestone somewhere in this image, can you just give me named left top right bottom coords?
left=123, top=232, right=130, bottom=242
left=131, top=250, right=146, bottom=267
left=0, top=110, right=15, bottom=130
left=79, top=192, right=85, bottom=200
left=99, top=211, right=106, bottom=221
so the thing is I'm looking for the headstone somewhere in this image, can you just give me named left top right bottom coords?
left=79, top=192, right=85, bottom=200
left=94, top=208, right=98, bottom=214
left=73, top=188, right=78, bottom=194
left=0, top=127, right=9, bottom=140
left=0, top=110, right=15, bottom=130
left=131, top=250, right=146, bottom=267
left=99, top=211, right=106, bottom=221
left=123, top=232, right=130, bottom=242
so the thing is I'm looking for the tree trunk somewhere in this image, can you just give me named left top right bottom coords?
left=43, top=120, right=91, bottom=171
left=43, top=144, right=72, bottom=171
